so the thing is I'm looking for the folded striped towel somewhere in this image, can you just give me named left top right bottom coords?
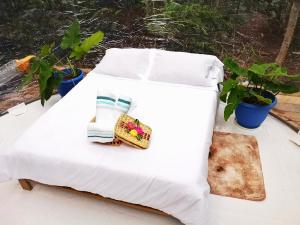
left=87, top=90, right=132, bottom=143
left=87, top=122, right=115, bottom=143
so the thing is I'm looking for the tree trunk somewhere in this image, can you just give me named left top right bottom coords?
left=275, top=0, right=300, bottom=65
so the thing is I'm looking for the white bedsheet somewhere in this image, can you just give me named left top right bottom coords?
left=3, top=72, right=219, bottom=225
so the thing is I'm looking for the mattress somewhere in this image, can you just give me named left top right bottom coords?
left=4, top=71, right=219, bottom=225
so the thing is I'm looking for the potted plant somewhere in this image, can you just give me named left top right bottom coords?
left=220, top=58, right=300, bottom=128
left=22, top=20, right=104, bottom=105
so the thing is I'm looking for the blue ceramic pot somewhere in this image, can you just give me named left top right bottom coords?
left=235, top=91, right=277, bottom=129
left=56, top=69, right=84, bottom=97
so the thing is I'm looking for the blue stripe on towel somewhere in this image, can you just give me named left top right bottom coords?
left=88, top=133, right=114, bottom=137
left=97, top=96, right=116, bottom=102
left=118, top=99, right=131, bottom=105
left=88, top=135, right=114, bottom=138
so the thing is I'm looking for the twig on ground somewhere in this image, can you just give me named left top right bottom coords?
left=236, top=31, right=251, bottom=40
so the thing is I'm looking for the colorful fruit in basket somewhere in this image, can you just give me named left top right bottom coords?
left=127, top=122, right=136, bottom=130
left=126, top=120, right=144, bottom=140
left=129, top=129, right=138, bottom=137
left=135, top=126, right=144, bottom=135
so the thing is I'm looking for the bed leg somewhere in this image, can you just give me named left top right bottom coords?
left=18, top=179, right=33, bottom=191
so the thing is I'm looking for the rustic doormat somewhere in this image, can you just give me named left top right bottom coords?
left=208, top=131, right=266, bottom=201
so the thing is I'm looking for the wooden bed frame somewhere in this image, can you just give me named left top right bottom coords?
left=18, top=179, right=168, bottom=217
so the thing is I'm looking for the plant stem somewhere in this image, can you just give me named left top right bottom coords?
left=66, top=57, right=76, bottom=78
left=54, top=54, right=68, bottom=66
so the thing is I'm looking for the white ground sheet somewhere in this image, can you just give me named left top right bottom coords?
left=1, top=72, right=219, bottom=225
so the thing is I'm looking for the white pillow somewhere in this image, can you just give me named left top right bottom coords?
left=148, top=49, right=224, bottom=86
left=94, top=48, right=150, bottom=79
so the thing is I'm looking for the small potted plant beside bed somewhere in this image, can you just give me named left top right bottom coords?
left=220, top=58, right=300, bottom=128
left=23, top=21, right=104, bottom=105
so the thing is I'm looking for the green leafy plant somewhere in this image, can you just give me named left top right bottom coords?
left=23, top=21, right=104, bottom=105
left=220, top=58, right=300, bottom=121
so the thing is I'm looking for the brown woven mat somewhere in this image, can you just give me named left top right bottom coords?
left=208, top=131, right=266, bottom=201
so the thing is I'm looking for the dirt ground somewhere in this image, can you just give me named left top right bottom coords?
left=235, top=12, right=299, bottom=74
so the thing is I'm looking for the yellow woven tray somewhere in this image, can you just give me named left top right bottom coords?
left=115, top=114, right=151, bottom=149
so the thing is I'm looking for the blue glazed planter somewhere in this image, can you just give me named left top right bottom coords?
left=56, top=69, right=84, bottom=97
left=235, top=91, right=277, bottom=129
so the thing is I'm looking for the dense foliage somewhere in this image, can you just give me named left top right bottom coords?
left=0, top=0, right=298, bottom=66
left=145, top=1, right=233, bottom=53
left=220, top=59, right=300, bottom=120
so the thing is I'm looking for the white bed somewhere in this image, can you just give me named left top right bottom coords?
left=2, top=49, right=223, bottom=225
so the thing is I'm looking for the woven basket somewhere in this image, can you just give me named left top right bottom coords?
left=115, top=114, right=151, bottom=149
left=90, top=117, right=122, bottom=146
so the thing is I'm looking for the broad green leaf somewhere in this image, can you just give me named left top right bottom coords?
left=224, top=103, right=236, bottom=121
left=277, top=83, right=299, bottom=94
left=224, top=58, right=248, bottom=77
left=21, top=73, right=33, bottom=87
left=40, top=43, right=53, bottom=57
left=41, top=94, right=45, bottom=106
left=249, top=64, right=266, bottom=76
left=264, top=80, right=299, bottom=94
left=220, top=79, right=239, bottom=96
left=70, top=31, right=104, bottom=60
left=21, top=59, right=40, bottom=87
left=70, top=46, right=84, bottom=60
left=249, top=90, right=272, bottom=105
left=264, top=80, right=281, bottom=93
left=220, top=93, right=227, bottom=103
left=44, top=76, right=62, bottom=100
left=270, top=66, right=287, bottom=77
left=30, top=59, right=41, bottom=76
left=230, top=72, right=239, bottom=80
left=249, top=63, right=274, bottom=76
left=247, top=71, right=262, bottom=85
left=227, top=87, right=240, bottom=105
left=29, top=58, right=40, bottom=73
left=80, top=31, right=104, bottom=52
left=38, top=60, right=53, bottom=105
left=60, top=21, right=81, bottom=50
left=224, top=58, right=238, bottom=70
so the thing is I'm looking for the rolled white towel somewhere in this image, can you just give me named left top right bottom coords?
left=87, top=90, right=133, bottom=143
left=96, top=90, right=117, bottom=130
